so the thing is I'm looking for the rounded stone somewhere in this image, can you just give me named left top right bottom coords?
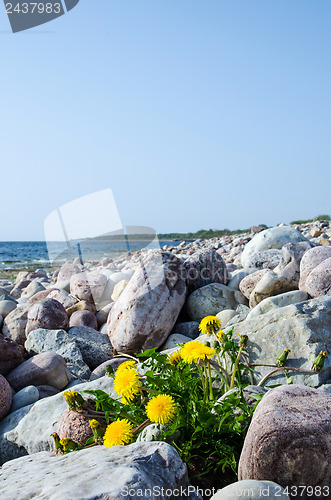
left=299, top=246, right=331, bottom=290
left=211, top=480, right=289, bottom=499
left=69, top=310, right=98, bottom=330
left=37, top=385, right=60, bottom=399
left=70, top=271, right=107, bottom=303
left=56, top=407, right=93, bottom=446
left=0, top=374, right=12, bottom=421
left=0, top=300, right=17, bottom=318
left=184, top=248, right=228, bottom=292
left=47, top=289, right=78, bottom=309
left=0, top=335, right=25, bottom=376
left=10, top=385, right=39, bottom=413
left=57, top=263, right=81, bottom=284
left=304, top=256, right=331, bottom=297
left=25, top=299, right=69, bottom=338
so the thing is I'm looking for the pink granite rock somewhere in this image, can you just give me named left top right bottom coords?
left=0, top=334, right=25, bottom=376
left=57, top=263, right=81, bottom=283
left=70, top=271, right=107, bottom=303
left=25, top=299, right=69, bottom=337
left=239, top=269, right=269, bottom=299
left=304, top=256, right=331, bottom=297
left=183, top=248, right=228, bottom=292
left=0, top=374, right=12, bottom=421
left=299, top=246, right=331, bottom=290
left=2, top=305, right=29, bottom=345
left=69, top=310, right=98, bottom=330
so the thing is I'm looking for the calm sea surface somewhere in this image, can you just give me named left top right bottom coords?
left=0, top=240, right=182, bottom=271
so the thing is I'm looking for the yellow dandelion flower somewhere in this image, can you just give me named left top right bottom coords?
left=114, top=367, right=141, bottom=404
left=146, top=394, right=176, bottom=424
left=168, top=350, right=183, bottom=365
left=217, top=329, right=225, bottom=342
left=199, top=316, right=222, bottom=335
left=103, top=419, right=134, bottom=447
left=89, top=419, right=100, bottom=430
left=63, top=390, right=85, bottom=409
left=116, top=360, right=137, bottom=374
left=181, top=340, right=216, bottom=364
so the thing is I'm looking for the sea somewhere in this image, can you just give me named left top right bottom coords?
left=0, top=240, right=182, bottom=273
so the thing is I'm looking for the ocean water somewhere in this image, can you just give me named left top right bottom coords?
left=0, top=240, right=181, bottom=271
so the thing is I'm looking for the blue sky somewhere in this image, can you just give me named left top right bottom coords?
left=1, top=0, right=330, bottom=240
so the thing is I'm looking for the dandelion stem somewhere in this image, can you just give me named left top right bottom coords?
left=230, top=345, right=244, bottom=390
left=258, top=366, right=316, bottom=387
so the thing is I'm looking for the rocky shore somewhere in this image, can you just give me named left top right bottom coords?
left=0, top=219, right=330, bottom=499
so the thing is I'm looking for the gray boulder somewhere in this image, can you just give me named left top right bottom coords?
left=21, top=281, right=46, bottom=300
left=246, top=290, right=308, bottom=319
left=0, top=443, right=201, bottom=500
left=25, top=329, right=91, bottom=379
left=238, top=385, right=331, bottom=495
left=244, top=249, right=282, bottom=271
left=0, top=300, right=17, bottom=318
left=10, top=386, right=39, bottom=413
left=184, top=248, right=228, bottom=292
left=186, top=283, right=247, bottom=322
left=227, top=296, right=331, bottom=386
left=108, top=251, right=187, bottom=354
left=172, top=321, right=200, bottom=339
left=273, top=241, right=313, bottom=285
left=6, top=352, right=71, bottom=392
left=2, top=305, right=29, bottom=345
left=68, top=326, right=113, bottom=370
left=249, top=271, right=298, bottom=308
left=241, top=226, right=308, bottom=268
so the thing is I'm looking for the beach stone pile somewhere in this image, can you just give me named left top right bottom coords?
left=0, top=218, right=330, bottom=498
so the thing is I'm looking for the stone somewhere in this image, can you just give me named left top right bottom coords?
left=26, top=288, right=56, bottom=305
left=2, top=305, right=29, bottom=345
left=68, top=326, right=113, bottom=370
left=241, top=225, right=308, bottom=268
left=211, top=480, right=289, bottom=499
left=172, top=321, right=200, bottom=339
left=108, top=251, right=187, bottom=354
left=0, top=293, right=17, bottom=303
left=54, top=280, right=70, bottom=292
left=111, top=279, right=128, bottom=301
left=225, top=304, right=251, bottom=327
left=57, top=262, right=81, bottom=283
left=37, top=385, right=60, bottom=399
left=238, top=385, right=331, bottom=493
left=47, top=289, right=78, bottom=309
left=70, top=270, right=107, bottom=303
left=186, top=283, right=247, bottom=322
left=56, top=407, right=93, bottom=445
left=304, top=257, right=331, bottom=297
left=227, top=296, right=331, bottom=386
left=227, top=270, right=249, bottom=291
left=0, top=375, right=12, bottom=421
left=6, top=352, right=71, bottom=392
left=99, top=271, right=132, bottom=303
left=96, top=302, right=113, bottom=328
left=273, top=242, right=313, bottom=285
left=216, top=309, right=238, bottom=327
left=25, top=298, right=69, bottom=337
left=89, top=358, right=127, bottom=380
left=136, top=423, right=165, bottom=442
left=69, top=310, right=98, bottom=330
left=299, top=246, right=331, bottom=290
left=66, top=299, right=96, bottom=317
left=21, top=281, right=46, bottom=299
left=162, top=333, right=192, bottom=350
left=0, top=300, right=16, bottom=318
left=25, top=329, right=91, bottom=379
left=244, top=249, right=282, bottom=271
left=0, top=375, right=117, bottom=464
left=0, top=335, right=24, bottom=376
left=184, top=248, right=228, bottom=292
left=10, top=385, right=39, bottom=413
left=249, top=271, right=298, bottom=308
left=246, top=290, right=308, bottom=319
left=0, top=443, right=201, bottom=499
left=239, top=269, right=269, bottom=299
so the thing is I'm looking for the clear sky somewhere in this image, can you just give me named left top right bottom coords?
left=1, top=0, right=330, bottom=240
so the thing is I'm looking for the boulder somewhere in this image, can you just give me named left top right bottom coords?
left=21, top=281, right=46, bottom=300
left=47, top=289, right=78, bottom=309
left=37, top=385, right=60, bottom=399
left=2, top=305, right=29, bottom=345
left=227, top=296, right=331, bottom=386
left=70, top=271, right=107, bottom=303
left=10, top=386, right=39, bottom=413
left=172, top=321, right=200, bottom=339
left=183, top=248, right=228, bottom=292
left=273, top=241, right=313, bottom=285
left=0, top=443, right=201, bottom=500
left=89, top=358, right=128, bottom=380
left=246, top=290, right=308, bottom=320
left=26, top=288, right=57, bottom=305
left=108, top=251, right=187, bottom=354
left=304, top=257, right=331, bottom=297
left=56, top=262, right=81, bottom=283
left=186, top=283, right=247, bottom=322
left=0, top=335, right=25, bottom=376
left=68, top=326, right=113, bottom=370
left=0, top=375, right=12, bottom=421
left=56, top=407, right=93, bottom=445
left=0, top=300, right=16, bottom=318
left=25, top=329, right=91, bottom=379
left=69, top=310, right=98, bottom=330
left=211, top=480, right=289, bottom=499
left=238, top=385, right=331, bottom=495
left=239, top=269, right=269, bottom=299
left=25, top=299, right=69, bottom=337
left=6, top=352, right=71, bottom=392
left=162, top=333, right=191, bottom=350
left=0, top=375, right=117, bottom=464
left=244, top=249, right=282, bottom=271
left=66, top=299, right=96, bottom=317
left=111, top=279, right=129, bottom=301
left=96, top=302, right=113, bottom=328
left=241, top=226, right=308, bottom=268
left=227, top=270, right=249, bottom=291
left=216, top=309, right=238, bottom=327
left=299, top=246, right=331, bottom=290
left=249, top=271, right=298, bottom=308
